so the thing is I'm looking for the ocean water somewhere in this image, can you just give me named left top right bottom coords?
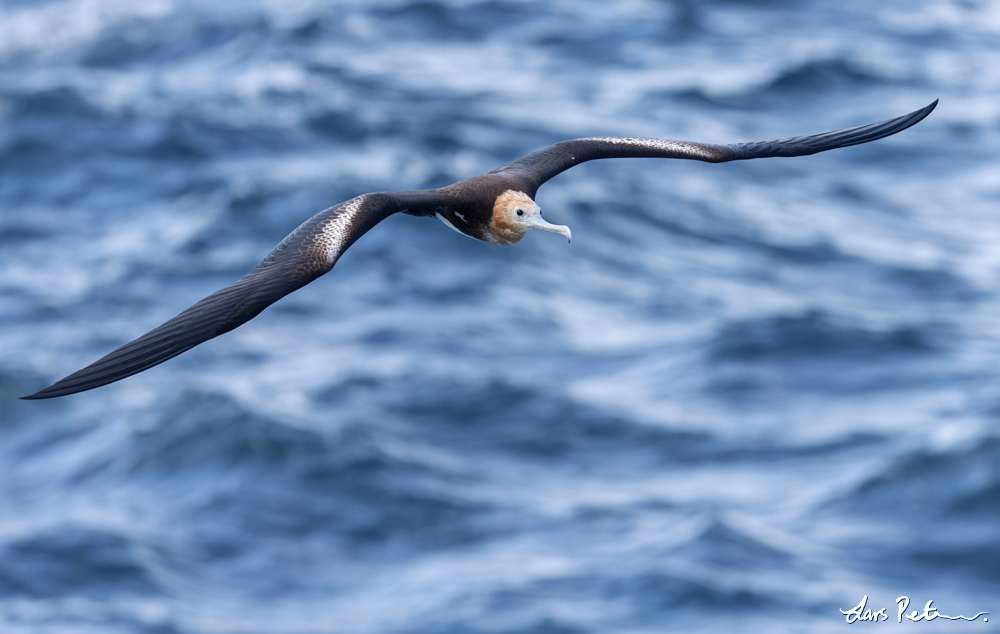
left=1, top=0, right=998, bottom=631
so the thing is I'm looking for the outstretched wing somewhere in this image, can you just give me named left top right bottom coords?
left=494, top=100, right=938, bottom=195
left=22, top=190, right=453, bottom=399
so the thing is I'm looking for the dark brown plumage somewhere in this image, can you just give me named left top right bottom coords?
left=22, top=100, right=937, bottom=399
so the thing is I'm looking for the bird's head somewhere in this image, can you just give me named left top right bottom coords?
left=489, top=190, right=571, bottom=246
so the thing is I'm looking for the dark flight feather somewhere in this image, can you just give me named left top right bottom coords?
left=21, top=190, right=453, bottom=399
left=495, top=100, right=938, bottom=195
left=22, top=101, right=937, bottom=399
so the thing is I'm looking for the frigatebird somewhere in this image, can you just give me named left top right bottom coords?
left=22, top=100, right=938, bottom=399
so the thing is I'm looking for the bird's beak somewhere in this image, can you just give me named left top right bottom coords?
left=526, top=216, right=572, bottom=243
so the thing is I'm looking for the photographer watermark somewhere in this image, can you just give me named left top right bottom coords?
left=841, top=595, right=988, bottom=624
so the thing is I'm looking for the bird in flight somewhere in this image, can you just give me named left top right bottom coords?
left=22, top=100, right=937, bottom=399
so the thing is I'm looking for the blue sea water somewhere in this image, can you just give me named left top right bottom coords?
left=1, top=0, right=998, bottom=631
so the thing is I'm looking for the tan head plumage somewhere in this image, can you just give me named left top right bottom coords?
left=489, top=190, right=571, bottom=246
left=489, top=190, right=538, bottom=246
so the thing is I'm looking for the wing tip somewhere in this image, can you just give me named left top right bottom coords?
left=19, top=382, right=82, bottom=400
left=914, top=98, right=939, bottom=121
left=19, top=388, right=61, bottom=400
left=880, top=98, right=938, bottom=139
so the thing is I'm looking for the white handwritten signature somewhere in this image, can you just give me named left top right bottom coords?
left=840, top=595, right=988, bottom=624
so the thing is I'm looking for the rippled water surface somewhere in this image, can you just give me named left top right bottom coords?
left=2, top=0, right=999, bottom=632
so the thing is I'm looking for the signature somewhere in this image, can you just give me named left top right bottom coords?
left=840, top=595, right=989, bottom=624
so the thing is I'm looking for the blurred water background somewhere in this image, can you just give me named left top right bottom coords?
left=1, top=0, right=998, bottom=632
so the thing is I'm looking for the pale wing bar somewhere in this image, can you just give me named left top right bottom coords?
left=21, top=191, right=450, bottom=399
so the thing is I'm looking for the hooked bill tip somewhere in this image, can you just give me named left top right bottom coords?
left=526, top=215, right=572, bottom=243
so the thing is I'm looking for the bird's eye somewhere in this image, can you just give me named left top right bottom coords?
left=516, top=209, right=524, bottom=216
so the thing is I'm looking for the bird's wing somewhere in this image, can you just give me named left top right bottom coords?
left=493, top=100, right=938, bottom=194
left=22, top=190, right=454, bottom=399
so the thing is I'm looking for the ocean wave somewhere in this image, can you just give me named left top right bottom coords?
left=708, top=310, right=938, bottom=361
left=2, top=0, right=997, bottom=630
